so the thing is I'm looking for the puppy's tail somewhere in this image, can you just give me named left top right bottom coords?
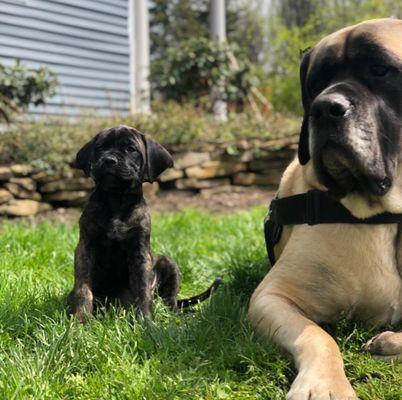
left=177, top=277, right=222, bottom=310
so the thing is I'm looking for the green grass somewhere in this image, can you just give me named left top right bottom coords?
left=0, top=208, right=401, bottom=399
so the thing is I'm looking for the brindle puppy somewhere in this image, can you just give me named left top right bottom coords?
left=68, top=125, right=221, bottom=322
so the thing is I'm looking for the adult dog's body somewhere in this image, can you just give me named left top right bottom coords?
left=248, top=19, right=402, bottom=399
left=68, top=126, right=220, bottom=322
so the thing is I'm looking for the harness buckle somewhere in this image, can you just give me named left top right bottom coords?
left=265, top=198, right=283, bottom=266
left=268, top=197, right=276, bottom=220
left=266, top=199, right=282, bottom=242
left=306, top=190, right=320, bottom=225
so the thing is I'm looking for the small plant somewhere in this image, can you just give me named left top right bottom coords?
left=0, top=61, right=57, bottom=122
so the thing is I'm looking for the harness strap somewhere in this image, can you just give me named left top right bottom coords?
left=265, top=189, right=402, bottom=265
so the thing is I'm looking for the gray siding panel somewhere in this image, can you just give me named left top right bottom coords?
left=0, top=36, right=129, bottom=64
left=2, top=0, right=125, bottom=25
left=0, top=58, right=129, bottom=84
left=1, top=15, right=127, bottom=44
left=0, top=0, right=130, bottom=117
left=0, top=45, right=129, bottom=72
left=0, top=24, right=128, bottom=54
left=2, top=3, right=128, bottom=36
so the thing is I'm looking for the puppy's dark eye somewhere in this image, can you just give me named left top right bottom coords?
left=126, top=146, right=136, bottom=152
left=369, top=65, right=390, bottom=77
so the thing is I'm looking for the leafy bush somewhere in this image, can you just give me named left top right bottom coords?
left=151, top=37, right=260, bottom=108
left=266, top=0, right=402, bottom=113
left=0, top=61, right=57, bottom=122
left=0, top=102, right=299, bottom=171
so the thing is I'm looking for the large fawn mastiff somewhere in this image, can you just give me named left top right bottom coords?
left=248, top=18, right=402, bottom=400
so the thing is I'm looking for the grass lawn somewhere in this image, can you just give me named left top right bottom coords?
left=0, top=208, right=401, bottom=399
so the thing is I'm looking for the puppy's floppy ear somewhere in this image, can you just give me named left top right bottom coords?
left=298, top=48, right=312, bottom=166
left=140, top=133, right=173, bottom=182
left=71, top=133, right=100, bottom=176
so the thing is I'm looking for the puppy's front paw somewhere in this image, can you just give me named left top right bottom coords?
left=286, top=369, right=357, bottom=400
left=365, top=331, right=402, bottom=361
left=68, top=295, right=93, bottom=324
left=72, top=310, right=92, bottom=324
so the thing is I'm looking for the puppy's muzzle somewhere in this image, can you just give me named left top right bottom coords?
left=102, top=155, right=118, bottom=168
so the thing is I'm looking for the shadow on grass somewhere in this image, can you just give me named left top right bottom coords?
left=0, top=290, right=70, bottom=335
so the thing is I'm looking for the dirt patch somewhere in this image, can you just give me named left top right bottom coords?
left=150, top=187, right=275, bottom=213
left=2, top=187, right=276, bottom=223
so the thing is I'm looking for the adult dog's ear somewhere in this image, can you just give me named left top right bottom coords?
left=71, top=134, right=100, bottom=176
left=298, top=48, right=312, bottom=166
left=140, top=133, right=173, bottom=182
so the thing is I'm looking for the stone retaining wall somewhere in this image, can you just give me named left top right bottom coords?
left=0, top=139, right=296, bottom=217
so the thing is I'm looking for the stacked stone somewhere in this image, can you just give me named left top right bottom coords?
left=0, top=164, right=51, bottom=217
left=0, top=137, right=296, bottom=217
left=0, top=164, right=161, bottom=217
left=160, top=143, right=295, bottom=197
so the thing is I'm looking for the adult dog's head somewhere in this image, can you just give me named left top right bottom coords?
left=298, top=18, right=402, bottom=198
left=72, top=125, right=173, bottom=192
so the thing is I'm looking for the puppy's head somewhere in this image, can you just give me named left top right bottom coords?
left=298, top=18, right=402, bottom=198
left=72, top=125, right=173, bottom=191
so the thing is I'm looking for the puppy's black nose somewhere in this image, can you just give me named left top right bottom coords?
left=103, top=155, right=118, bottom=167
left=311, top=94, right=352, bottom=120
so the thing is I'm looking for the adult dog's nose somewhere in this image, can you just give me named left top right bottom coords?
left=103, top=155, right=118, bottom=167
left=311, top=94, right=352, bottom=120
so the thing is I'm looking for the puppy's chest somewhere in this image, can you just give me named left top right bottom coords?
left=91, top=238, right=131, bottom=295
left=106, top=217, right=137, bottom=241
left=101, top=209, right=146, bottom=241
left=92, top=215, right=147, bottom=266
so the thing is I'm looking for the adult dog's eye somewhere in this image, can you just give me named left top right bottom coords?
left=369, top=64, right=390, bottom=77
left=126, top=146, right=136, bottom=152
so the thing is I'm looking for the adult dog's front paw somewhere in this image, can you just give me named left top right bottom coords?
left=365, top=331, right=402, bottom=361
left=286, top=369, right=357, bottom=400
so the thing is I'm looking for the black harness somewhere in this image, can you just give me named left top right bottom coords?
left=264, top=189, right=402, bottom=266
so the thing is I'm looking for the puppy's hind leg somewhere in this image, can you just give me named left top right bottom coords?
left=154, top=256, right=222, bottom=312
left=153, top=256, right=180, bottom=311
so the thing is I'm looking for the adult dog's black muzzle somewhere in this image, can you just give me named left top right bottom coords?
left=309, top=83, right=395, bottom=197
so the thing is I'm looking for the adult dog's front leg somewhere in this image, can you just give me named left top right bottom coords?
left=248, top=281, right=357, bottom=400
left=68, top=239, right=93, bottom=323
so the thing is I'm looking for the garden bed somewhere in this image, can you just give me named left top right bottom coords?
left=0, top=109, right=299, bottom=217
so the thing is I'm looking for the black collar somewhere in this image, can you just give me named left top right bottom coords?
left=264, top=189, right=402, bottom=266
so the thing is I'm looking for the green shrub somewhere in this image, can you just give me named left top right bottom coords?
left=151, top=37, right=260, bottom=108
left=0, top=61, right=57, bottom=122
left=0, top=102, right=299, bottom=172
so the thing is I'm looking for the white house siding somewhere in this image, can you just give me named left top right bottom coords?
left=0, top=0, right=130, bottom=117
